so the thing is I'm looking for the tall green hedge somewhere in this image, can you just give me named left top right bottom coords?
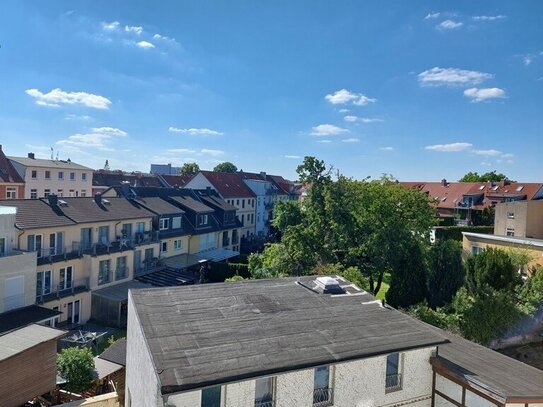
left=434, top=226, right=493, bottom=242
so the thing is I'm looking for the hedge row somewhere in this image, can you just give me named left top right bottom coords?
left=435, top=226, right=494, bottom=242
left=208, top=262, right=251, bottom=282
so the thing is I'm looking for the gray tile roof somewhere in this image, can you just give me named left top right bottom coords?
left=129, top=276, right=448, bottom=395
left=99, top=338, right=127, bottom=367
left=0, top=199, right=76, bottom=229
left=169, top=195, right=214, bottom=213
left=8, top=156, right=92, bottom=170
left=0, top=324, right=65, bottom=361
left=133, top=197, right=185, bottom=216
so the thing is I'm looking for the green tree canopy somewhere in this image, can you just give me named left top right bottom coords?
left=57, top=347, right=95, bottom=393
left=213, top=162, right=238, bottom=173
left=459, top=170, right=513, bottom=182
left=426, top=239, right=465, bottom=309
left=179, top=162, right=200, bottom=176
left=466, top=247, right=521, bottom=293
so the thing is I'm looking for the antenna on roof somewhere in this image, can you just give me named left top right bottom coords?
left=56, top=151, right=59, bottom=161
left=50, top=147, right=54, bottom=160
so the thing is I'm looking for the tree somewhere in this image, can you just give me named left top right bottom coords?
left=103, top=159, right=110, bottom=171
left=426, top=240, right=465, bottom=309
left=179, top=162, right=200, bottom=176
left=57, top=347, right=95, bottom=393
left=213, top=162, right=238, bottom=173
left=517, top=265, right=543, bottom=314
left=459, top=170, right=513, bottom=182
left=465, top=247, right=520, bottom=293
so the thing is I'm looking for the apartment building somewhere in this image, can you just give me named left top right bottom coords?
left=8, top=153, right=93, bottom=198
left=494, top=199, right=543, bottom=239
left=92, top=170, right=166, bottom=195
left=186, top=171, right=256, bottom=239
left=0, top=195, right=159, bottom=327
left=0, top=145, right=25, bottom=200
left=239, top=171, right=291, bottom=236
left=150, top=163, right=182, bottom=175
left=125, top=276, right=543, bottom=407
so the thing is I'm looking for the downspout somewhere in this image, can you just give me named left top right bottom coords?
left=15, top=223, right=24, bottom=250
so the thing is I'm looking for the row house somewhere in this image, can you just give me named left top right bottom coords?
left=0, top=195, right=159, bottom=328
left=239, top=171, right=292, bottom=236
left=125, top=276, right=543, bottom=407
left=0, top=145, right=25, bottom=200
left=186, top=171, right=256, bottom=239
left=8, top=152, right=93, bottom=199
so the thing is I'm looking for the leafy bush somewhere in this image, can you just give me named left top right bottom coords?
left=208, top=262, right=250, bottom=282
left=57, top=347, right=95, bottom=393
left=225, top=275, right=245, bottom=282
left=426, top=239, right=465, bottom=308
left=466, top=247, right=521, bottom=293
left=341, top=266, right=370, bottom=291
left=517, top=265, right=543, bottom=314
left=408, top=303, right=459, bottom=331
left=434, top=226, right=493, bottom=242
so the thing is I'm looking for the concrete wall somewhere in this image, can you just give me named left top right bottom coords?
left=125, top=292, right=164, bottom=407
left=495, top=200, right=543, bottom=239
left=164, top=347, right=435, bottom=407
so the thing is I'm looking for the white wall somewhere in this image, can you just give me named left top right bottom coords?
left=164, top=347, right=435, bottom=407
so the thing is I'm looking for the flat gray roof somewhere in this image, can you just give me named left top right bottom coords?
left=0, top=324, right=65, bottom=361
left=130, top=276, right=448, bottom=395
left=463, top=232, right=543, bottom=248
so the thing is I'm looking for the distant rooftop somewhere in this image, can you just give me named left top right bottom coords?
left=129, top=276, right=448, bottom=395
left=463, top=232, right=543, bottom=248
left=8, top=155, right=92, bottom=170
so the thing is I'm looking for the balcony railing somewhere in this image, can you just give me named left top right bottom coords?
left=385, top=373, right=402, bottom=393
left=36, top=277, right=90, bottom=304
left=37, top=244, right=82, bottom=265
left=313, top=387, right=333, bottom=407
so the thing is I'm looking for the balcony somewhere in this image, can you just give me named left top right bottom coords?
left=36, top=277, right=90, bottom=304
left=313, top=387, right=333, bottom=407
left=385, top=373, right=402, bottom=393
left=37, top=244, right=82, bottom=265
left=134, top=257, right=161, bottom=276
left=81, top=231, right=160, bottom=257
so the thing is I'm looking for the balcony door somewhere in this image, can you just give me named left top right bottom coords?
left=59, top=266, right=73, bottom=291
left=49, top=232, right=63, bottom=256
left=67, top=300, right=80, bottom=324
left=80, top=228, right=92, bottom=251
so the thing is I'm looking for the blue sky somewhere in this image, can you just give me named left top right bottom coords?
left=1, top=1, right=542, bottom=181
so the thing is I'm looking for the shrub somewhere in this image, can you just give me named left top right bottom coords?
left=434, top=226, right=493, bottom=242
left=465, top=247, right=521, bottom=293
left=57, top=347, right=95, bottom=393
left=426, top=239, right=465, bottom=308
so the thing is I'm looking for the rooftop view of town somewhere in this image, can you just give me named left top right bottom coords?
left=0, top=1, right=542, bottom=407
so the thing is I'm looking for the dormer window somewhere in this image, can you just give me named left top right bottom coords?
left=224, top=211, right=235, bottom=224
left=198, top=214, right=208, bottom=226
left=172, top=216, right=182, bottom=229
left=159, top=218, right=170, bottom=230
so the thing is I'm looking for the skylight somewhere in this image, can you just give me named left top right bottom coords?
left=516, top=185, right=524, bottom=192
left=478, top=185, right=484, bottom=190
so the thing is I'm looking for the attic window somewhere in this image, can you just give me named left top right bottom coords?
left=478, top=185, right=485, bottom=190
left=441, top=197, right=447, bottom=202
left=102, top=199, right=111, bottom=205
left=492, top=186, right=499, bottom=191
left=58, top=200, right=68, bottom=207
left=516, top=186, right=524, bottom=192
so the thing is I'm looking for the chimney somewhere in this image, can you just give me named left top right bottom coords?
left=94, top=193, right=102, bottom=205
left=28, top=152, right=35, bottom=159
left=499, top=179, right=507, bottom=187
left=260, top=171, right=267, bottom=179
left=120, top=182, right=131, bottom=198
left=441, top=179, right=447, bottom=187
left=48, top=194, right=58, bottom=206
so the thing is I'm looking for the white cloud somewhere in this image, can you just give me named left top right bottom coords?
left=102, top=21, right=120, bottom=31
left=437, top=20, right=463, bottom=30
left=521, top=51, right=543, bottom=66
left=125, top=25, right=143, bottom=34
left=65, top=114, right=92, bottom=121
left=379, top=147, right=394, bottom=151
left=310, top=124, right=349, bottom=136
left=463, top=87, right=506, bottom=102
left=472, top=15, right=506, bottom=21
left=92, top=127, right=128, bottom=137
left=342, top=138, right=360, bottom=143
left=338, top=108, right=350, bottom=113
left=325, top=89, right=376, bottom=106
left=25, top=88, right=111, bottom=109
left=167, top=148, right=196, bottom=154
left=345, top=115, right=383, bottom=123
left=344, top=115, right=358, bottom=122
left=284, top=155, right=301, bottom=159
left=425, top=12, right=441, bottom=19
left=361, top=117, right=383, bottom=123
left=56, top=127, right=127, bottom=151
left=136, top=41, right=155, bottom=49
left=316, top=140, right=332, bottom=144
left=472, top=149, right=503, bottom=156
left=418, top=67, right=493, bottom=87
left=168, top=127, right=224, bottom=136
left=200, top=149, right=224, bottom=157
left=425, top=142, right=473, bottom=152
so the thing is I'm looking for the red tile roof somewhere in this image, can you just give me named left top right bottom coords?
left=401, top=182, right=479, bottom=209
left=161, top=174, right=193, bottom=188
left=0, top=146, right=24, bottom=184
left=200, top=171, right=255, bottom=198
left=238, top=171, right=292, bottom=195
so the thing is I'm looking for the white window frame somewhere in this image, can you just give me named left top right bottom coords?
left=174, top=239, right=183, bottom=250
left=198, top=214, right=208, bottom=226
left=58, top=171, right=64, bottom=180
left=159, top=218, right=170, bottom=230
left=6, top=187, right=17, bottom=199
left=161, top=241, right=168, bottom=253
left=506, top=228, right=515, bottom=237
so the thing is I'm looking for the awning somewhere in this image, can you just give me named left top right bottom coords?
left=162, top=248, right=240, bottom=269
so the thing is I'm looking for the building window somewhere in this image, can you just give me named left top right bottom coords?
left=174, top=239, right=183, bottom=250
left=116, top=256, right=128, bottom=280
left=69, top=189, right=75, bottom=197
left=255, top=377, right=274, bottom=407
left=81, top=189, right=87, bottom=197
left=161, top=241, right=168, bottom=253
left=159, top=218, right=170, bottom=230
left=98, top=260, right=111, bottom=285
left=6, top=187, right=17, bottom=199
left=507, top=212, right=515, bottom=219
left=136, top=222, right=145, bottom=233
left=313, top=366, right=333, bottom=406
left=198, top=214, right=208, bottom=226
left=241, top=214, right=244, bottom=224
left=45, top=170, right=51, bottom=179
left=30, top=189, right=38, bottom=199
left=82, top=172, right=87, bottom=181
left=0, top=237, right=5, bottom=257
left=27, top=234, right=43, bottom=258
left=201, top=385, right=221, bottom=407
left=98, top=226, right=110, bottom=245
left=242, top=199, right=245, bottom=208
left=252, top=199, right=255, bottom=207
left=58, top=171, right=64, bottom=180
left=172, top=216, right=182, bottom=229
left=506, top=228, right=515, bottom=237
left=471, top=246, right=482, bottom=255
left=44, top=189, right=51, bottom=197
left=59, top=266, right=73, bottom=291
left=36, top=270, right=52, bottom=296
left=70, top=172, right=75, bottom=180
left=385, top=353, right=402, bottom=393
left=57, top=189, right=63, bottom=197
left=31, top=170, right=37, bottom=179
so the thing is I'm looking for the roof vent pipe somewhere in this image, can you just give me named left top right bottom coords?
left=28, top=152, right=35, bottom=159
left=94, top=193, right=102, bottom=205
left=48, top=193, right=58, bottom=206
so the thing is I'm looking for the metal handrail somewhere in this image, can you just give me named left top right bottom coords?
left=313, top=387, right=333, bottom=407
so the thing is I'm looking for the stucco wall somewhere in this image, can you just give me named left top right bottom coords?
left=495, top=200, right=543, bottom=239
left=0, top=250, right=37, bottom=312
left=125, top=292, right=163, bottom=407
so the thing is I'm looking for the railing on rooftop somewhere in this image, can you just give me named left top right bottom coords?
left=385, top=373, right=402, bottom=393
left=36, top=277, right=90, bottom=304
left=313, top=387, right=333, bottom=407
